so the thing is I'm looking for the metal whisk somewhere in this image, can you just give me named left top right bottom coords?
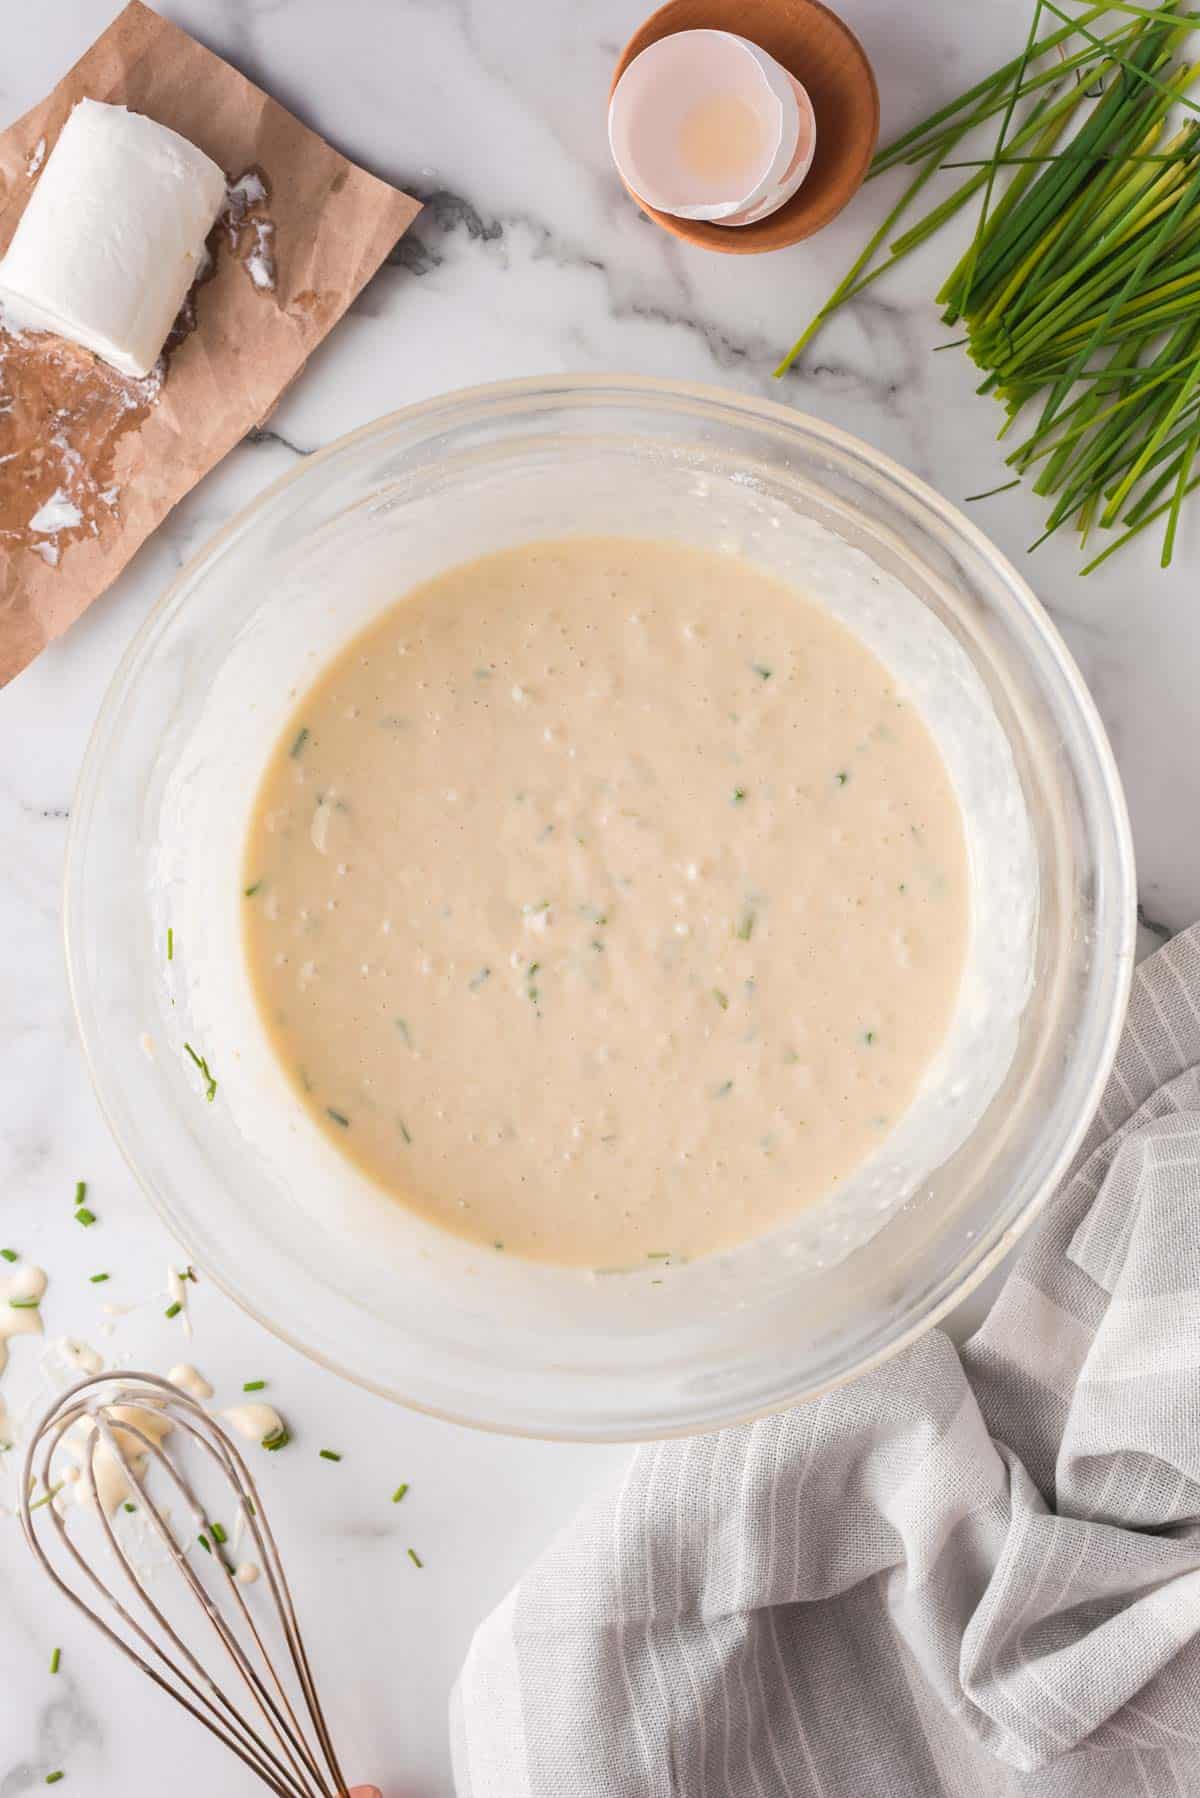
left=20, top=1371, right=355, bottom=1798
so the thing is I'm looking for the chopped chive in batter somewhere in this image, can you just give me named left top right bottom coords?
left=864, top=1031, right=876, bottom=1046
left=165, top=1302, right=182, bottom=1319
left=579, top=905, right=608, bottom=925
left=751, top=663, right=772, bottom=680
left=0, top=1249, right=16, bottom=1263
left=184, top=1042, right=217, bottom=1102
left=835, top=770, right=849, bottom=786
left=243, top=1380, right=266, bottom=1392
left=326, top=1107, right=350, bottom=1128
left=732, top=787, right=746, bottom=805
left=396, top=1017, right=413, bottom=1047
left=493, top=1241, right=505, bottom=1251
left=714, top=1080, right=734, bottom=1098
left=591, top=939, right=604, bottom=953
left=407, top=1547, right=423, bottom=1568
left=319, top=1449, right=342, bottom=1462
left=167, top=927, right=174, bottom=962
left=734, top=909, right=756, bottom=941
left=74, top=1209, right=96, bottom=1228
left=782, top=1049, right=800, bottom=1065
left=898, top=883, right=907, bottom=894
left=474, top=667, right=492, bottom=679
left=290, top=727, right=310, bottom=759
left=89, top=1273, right=109, bottom=1283
left=244, top=881, right=262, bottom=897
left=399, top=1119, right=412, bottom=1144
left=646, top=1251, right=671, bottom=1261
left=392, top=1483, right=409, bottom=1504
left=469, top=967, right=492, bottom=991
left=712, top=989, right=729, bottom=1010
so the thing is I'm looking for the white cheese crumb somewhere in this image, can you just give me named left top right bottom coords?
left=29, top=489, right=83, bottom=534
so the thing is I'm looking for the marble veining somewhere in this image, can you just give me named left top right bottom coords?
left=0, top=0, right=1191, bottom=1791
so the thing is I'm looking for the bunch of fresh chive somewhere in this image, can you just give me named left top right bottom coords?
left=778, top=1, right=1200, bottom=572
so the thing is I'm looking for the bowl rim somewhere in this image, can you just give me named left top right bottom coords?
left=64, top=373, right=1137, bottom=1438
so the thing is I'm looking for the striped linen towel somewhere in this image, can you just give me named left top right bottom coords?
left=451, top=924, right=1200, bottom=1797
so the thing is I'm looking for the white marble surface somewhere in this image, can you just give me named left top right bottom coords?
left=0, top=1, right=1187, bottom=1792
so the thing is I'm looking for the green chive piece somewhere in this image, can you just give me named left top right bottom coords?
left=197, top=1533, right=212, bottom=1553
left=165, top=1302, right=182, bottom=1319
left=89, top=1272, right=109, bottom=1283
left=10, top=1297, right=40, bottom=1310
left=262, top=1426, right=290, bottom=1451
left=731, top=787, right=747, bottom=804
left=50, top=1648, right=61, bottom=1675
left=407, top=1547, right=423, bottom=1568
left=1, top=1249, right=16, bottom=1263
left=327, top=1107, right=350, bottom=1128
left=865, top=1030, right=877, bottom=1045
left=715, top=1079, right=734, bottom=1098
left=290, top=726, right=310, bottom=758
left=493, top=1240, right=505, bottom=1251
left=752, top=663, right=773, bottom=680
left=392, top=1483, right=409, bottom=1504
left=167, top=927, right=174, bottom=962
left=123, top=1502, right=136, bottom=1514
left=244, top=881, right=262, bottom=897
left=212, top=1522, right=228, bottom=1545
left=184, top=1042, right=217, bottom=1102
left=74, top=1181, right=86, bottom=1205
left=243, top=1380, right=266, bottom=1392
left=646, top=1251, right=672, bottom=1260
left=46, top=1774, right=65, bottom=1786
left=319, top=1449, right=342, bottom=1462
left=74, top=1209, right=96, bottom=1227
left=735, top=910, right=756, bottom=942
left=835, top=771, right=850, bottom=786
left=712, top=989, right=729, bottom=1010
left=29, top=1484, right=62, bottom=1510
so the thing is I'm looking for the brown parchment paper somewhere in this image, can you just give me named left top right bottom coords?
left=0, top=0, right=420, bottom=685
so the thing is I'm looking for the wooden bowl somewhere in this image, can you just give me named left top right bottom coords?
left=610, top=0, right=879, bottom=254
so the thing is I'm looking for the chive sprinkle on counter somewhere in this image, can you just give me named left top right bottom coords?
left=392, top=1482, right=409, bottom=1504
left=184, top=1042, right=218, bottom=1102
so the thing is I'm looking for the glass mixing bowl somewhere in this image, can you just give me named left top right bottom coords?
left=65, top=376, right=1135, bottom=1439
